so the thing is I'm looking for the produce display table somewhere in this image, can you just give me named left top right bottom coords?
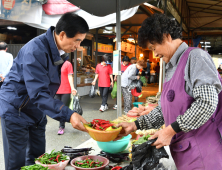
left=64, top=138, right=177, bottom=170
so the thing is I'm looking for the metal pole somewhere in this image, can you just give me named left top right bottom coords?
left=95, top=28, right=98, bottom=67
left=164, top=0, right=167, bottom=14
left=116, top=0, right=122, bottom=118
left=95, top=28, right=99, bottom=89
left=188, top=30, right=190, bottom=46
left=74, top=50, right=77, bottom=89
left=134, top=34, right=137, bottom=58
left=191, top=31, right=193, bottom=47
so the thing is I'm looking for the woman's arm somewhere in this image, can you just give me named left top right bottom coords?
left=92, top=74, right=99, bottom=86
left=110, top=74, right=114, bottom=87
left=68, top=74, right=77, bottom=95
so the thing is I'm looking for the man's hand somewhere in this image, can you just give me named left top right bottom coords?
left=115, top=122, right=137, bottom=140
left=70, top=112, right=88, bottom=132
left=71, top=89, right=77, bottom=96
left=149, top=125, right=176, bottom=149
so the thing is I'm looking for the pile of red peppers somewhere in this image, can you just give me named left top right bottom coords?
left=87, top=119, right=117, bottom=131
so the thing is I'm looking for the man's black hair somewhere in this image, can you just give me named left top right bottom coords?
left=122, top=56, right=130, bottom=62
left=0, top=41, right=7, bottom=50
left=101, top=54, right=111, bottom=63
left=55, top=12, right=89, bottom=38
left=138, top=13, right=182, bottom=48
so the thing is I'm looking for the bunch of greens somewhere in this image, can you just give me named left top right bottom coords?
left=133, top=134, right=151, bottom=145
left=74, top=157, right=103, bottom=168
left=20, top=164, right=49, bottom=170
left=35, top=150, right=68, bottom=164
left=140, top=76, right=147, bottom=87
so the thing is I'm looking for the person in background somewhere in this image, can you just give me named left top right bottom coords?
left=217, top=63, right=222, bottom=74
left=113, top=56, right=131, bottom=110
left=121, top=60, right=145, bottom=114
left=130, top=57, right=137, bottom=64
left=0, top=12, right=89, bottom=170
left=92, top=54, right=113, bottom=112
left=117, top=13, right=222, bottom=169
left=55, top=58, right=77, bottom=135
left=155, top=62, right=160, bottom=84
left=146, top=59, right=151, bottom=84
left=0, top=41, right=13, bottom=88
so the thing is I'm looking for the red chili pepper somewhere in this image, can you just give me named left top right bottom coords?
left=49, top=157, right=55, bottom=161
left=77, top=162, right=83, bottom=165
left=55, top=155, right=60, bottom=163
left=62, top=160, right=65, bottom=162
left=96, top=124, right=101, bottom=128
left=111, top=166, right=122, bottom=170
left=90, top=161, right=94, bottom=167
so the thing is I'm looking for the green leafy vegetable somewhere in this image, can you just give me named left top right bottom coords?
left=20, top=164, right=49, bottom=170
left=75, top=157, right=104, bottom=168
left=35, top=150, right=68, bottom=164
left=133, top=134, right=151, bottom=145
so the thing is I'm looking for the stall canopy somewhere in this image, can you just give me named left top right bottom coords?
left=66, top=0, right=152, bottom=16
left=26, top=5, right=139, bottom=30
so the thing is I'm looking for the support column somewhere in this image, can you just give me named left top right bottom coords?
left=74, top=50, right=77, bottom=89
left=116, top=0, right=122, bottom=118
left=95, top=28, right=99, bottom=89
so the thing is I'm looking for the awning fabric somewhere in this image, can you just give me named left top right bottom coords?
left=26, top=6, right=139, bottom=30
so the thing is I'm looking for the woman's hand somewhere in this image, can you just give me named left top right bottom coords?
left=137, top=76, right=140, bottom=80
left=111, top=81, right=114, bottom=88
left=114, top=122, right=137, bottom=140
left=149, top=125, right=176, bottom=149
left=71, top=89, right=77, bottom=95
left=92, top=80, right=96, bottom=86
left=114, top=75, right=117, bottom=81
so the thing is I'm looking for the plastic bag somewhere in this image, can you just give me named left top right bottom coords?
left=111, top=82, right=117, bottom=99
left=129, top=80, right=143, bottom=93
left=89, top=85, right=96, bottom=98
left=122, top=139, right=169, bottom=170
left=69, top=94, right=83, bottom=115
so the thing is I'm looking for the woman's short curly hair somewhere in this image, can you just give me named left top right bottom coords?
left=138, top=13, right=182, bottom=48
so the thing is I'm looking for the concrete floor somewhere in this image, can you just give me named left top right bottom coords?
left=0, top=84, right=158, bottom=170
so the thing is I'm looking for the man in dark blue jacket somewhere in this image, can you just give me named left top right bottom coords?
left=0, top=12, right=89, bottom=170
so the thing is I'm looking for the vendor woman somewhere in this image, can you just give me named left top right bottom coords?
left=118, top=13, right=222, bottom=169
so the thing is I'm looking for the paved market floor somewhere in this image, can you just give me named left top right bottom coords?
left=0, top=84, right=158, bottom=169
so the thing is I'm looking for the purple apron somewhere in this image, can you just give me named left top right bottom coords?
left=161, top=47, right=222, bottom=170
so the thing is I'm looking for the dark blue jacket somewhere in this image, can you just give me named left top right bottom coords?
left=0, top=27, right=74, bottom=125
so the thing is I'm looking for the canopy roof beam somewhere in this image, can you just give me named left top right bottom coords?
left=187, top=1, right=222, bottom=8
left=190, top=1, right=222, bottom=16
left=192, top=17, right=222, bottom=31
left=121, top=26, right=132, bottom=38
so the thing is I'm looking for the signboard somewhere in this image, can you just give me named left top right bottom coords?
left=118, top=41, right=135, bottom=53
left=94, top=42, right=113, bottom=53
left=113, top=50, right=120, bottom=75
left=0, top=0, right=42, bottom=24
